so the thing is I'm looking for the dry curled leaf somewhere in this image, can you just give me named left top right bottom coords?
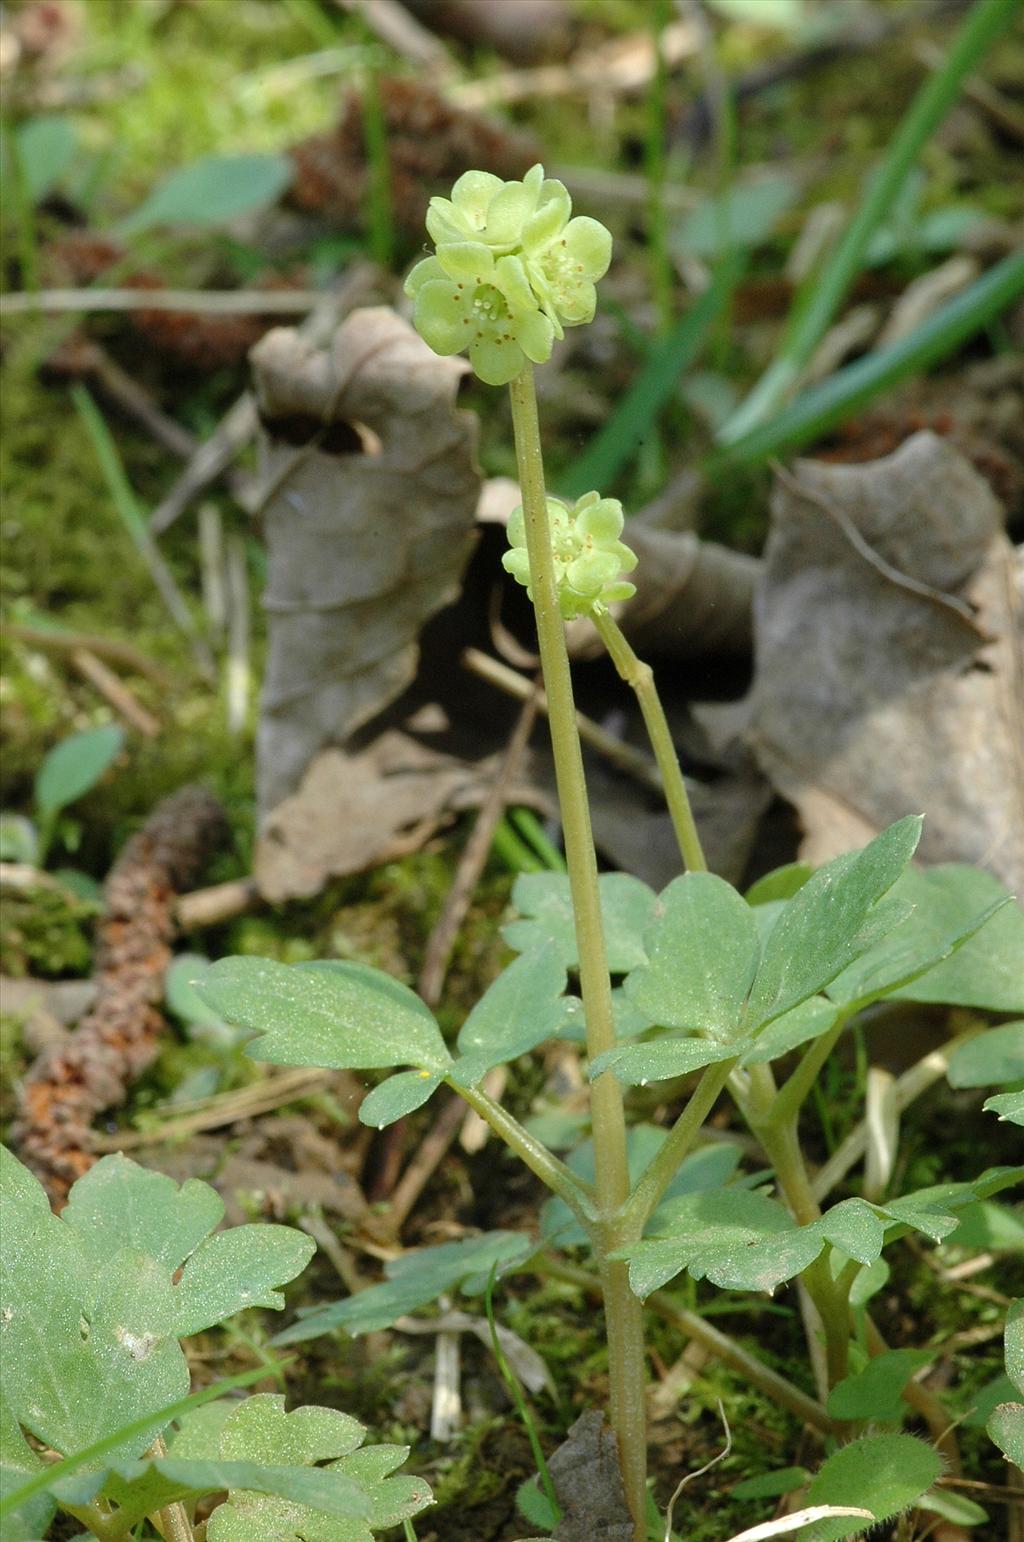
left=749, top=432, right=1024, bottom=890
left=251, top=308, right=481, bottom=815
left=547, top=1410, right=633, bottom=1542
left=255, top=729, right=541, bottom=903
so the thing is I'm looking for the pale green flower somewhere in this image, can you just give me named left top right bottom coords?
left=409, top=164, right=612, bottom=384
left=405, top=244, right=555, bottom=386
left=502, top=491, right=638, bottom=619
left=427, top=164, right=553, bottom=252
left=521, top=209, right=612, bottom=338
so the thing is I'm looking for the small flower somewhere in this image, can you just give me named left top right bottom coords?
left=408, top=164, right=613, bottom=385
left=426, top=164, right=550, bottom=252
left=502, top=490, right=638, bottom=619
left=521, top=208, right=612, bottom=339
left=405, top=244, right=555, bottom=386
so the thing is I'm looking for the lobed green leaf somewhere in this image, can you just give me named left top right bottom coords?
left=274, top=1232, right=535, bottom=1343
left=947, top=1023, right=1024, bottom=1089
left=0, top=1150, right=313, bottom=1466
left=624, top=872, right=759, bottom=1040
left=502, top=872, right=657, bottom=973
left=744, top=816, right=922, bottom=1029
left=198, top=957, right=451, bottom=1073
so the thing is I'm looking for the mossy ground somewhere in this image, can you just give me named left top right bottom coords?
left=2, top=1, right=1021, bottom=1536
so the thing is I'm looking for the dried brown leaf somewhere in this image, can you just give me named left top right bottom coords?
left=750, top=432, right=1024, bottom=888
left=251, top=308, right=481, bottom=814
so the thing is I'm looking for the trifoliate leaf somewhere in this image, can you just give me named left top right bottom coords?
left=202, top=1396, right=432, bottom=1541
left=453, top=942, right=573, bottom=1076
left=826, top=1349, right=932, bottom=1422
left=588, top=1035, right=739, bottom=1087
left=624, top=872, right=760, bottom=1040
left=984, top=1089, right=1024, bottom=1125
left=889, top=867, right=1024, bottom=1011
left=198, top=957, right=451, bottom=1072
left=503, top=872, right=656, bottom=973
left=359, top=1071, right=444, bottom=1129
left=274, top=1232, right=534, bottom=1343
left=947, top=1023, right=1024, bottom=1088
left=801, top=1434, right=942, bottom=1541
left=987, top=1404, right=1024, bottom=1466
left=826, top=866, right=1009, bottom=1009
left=0, top=1149, right=314, bottom=1464
left=0, top=1395, right=56, bottom=1542
left=745, top=816, right=922, bottom=1029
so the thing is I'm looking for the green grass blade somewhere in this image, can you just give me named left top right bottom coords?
left=0, top=1364, right=272, bottom=1520
left=710, top=250, right=1024, bottom=469
left=71, top=385, right=216, bottom=679
left=562, top=252, right=743, bottom=500
left=719, top=0, right=1019, bottom=443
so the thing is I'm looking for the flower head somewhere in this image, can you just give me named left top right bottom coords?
left=406, top=245, right=555, bottom=386
left=407, top=164, right=612, bottom=385
left=502, top=491, right=638, bottom=619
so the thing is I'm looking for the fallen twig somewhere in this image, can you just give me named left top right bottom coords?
left=419, top=692, right=539, bottom=1006
left=176, top=876, right=260, bottom=930
left=5, top=622, right=172, bottom=687
left=1, top=287, right=330, bottom=317
left=462, top=647, right=663, bottom=793
left=69, top=647, right=161, bottom=738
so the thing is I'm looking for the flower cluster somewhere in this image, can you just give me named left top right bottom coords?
left=405, top=165, right=612, bottom=386
left=502, top=491, right=638, bottom=619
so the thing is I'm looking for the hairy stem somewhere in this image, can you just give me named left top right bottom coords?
left=542, top=1255, right=830, bottom=1433
left=742, top=1072, right=851, bottom=1387
left=508, top=364, right=645, bottom=1538
left=591, top=610, right=707, bottom=873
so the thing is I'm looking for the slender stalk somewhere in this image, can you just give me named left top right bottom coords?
left=768, top=1015, right=849, bottom=1128
left=508, top=364, right=646, bottom=1539
left=448, top=1079, right=594, bottom=1225
left=150, top=1436, right=195, bottom=1542
left=623, top=1060, right=735, bottom=1235
left=591, top=611, right=707, bottom=873
left=56, top=1501, right=124, bottom=1542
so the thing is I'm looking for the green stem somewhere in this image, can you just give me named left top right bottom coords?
left=541, top=1255, right=830, bottom=1434
left=591, top=611, right=707, bottom=873
left=56, top=1501, right=124, bottom=1542
left=150, top=1436, right=195, bottom=1542
left=623, top=1060, right=735, bottom=1235
left=508, top=364, right=646, bottom=1540
left=448, top=1079, right=594, bottom=1226
left=746, top=1108, right=850, bottom=1386
left=768, top=1014, right=849, bottom=1128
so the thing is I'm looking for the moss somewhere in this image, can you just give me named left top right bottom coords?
left=0, top=886, right=95, bottom=978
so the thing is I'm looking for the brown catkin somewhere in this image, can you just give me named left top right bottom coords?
left=14, top=787, right=227, bottom=1203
